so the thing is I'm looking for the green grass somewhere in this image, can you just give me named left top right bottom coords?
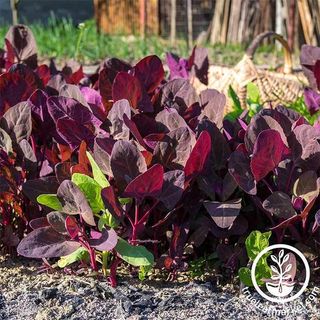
left=0, top=16, right=288, bottom=66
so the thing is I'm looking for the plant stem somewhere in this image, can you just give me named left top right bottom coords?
left=131, top=200, right=139, bottom=244
left=138, top=200, right=159, bottom=225
left=101, top=251, right=109, bottom=277
left=285, top=163, right=295, bottom=193
left=109, top=255, right=120, bottom=287
left=30, top=135, right=37, bottom=155
left=89, top=248, right=98, bottom=271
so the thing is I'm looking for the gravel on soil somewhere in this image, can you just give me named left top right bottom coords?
left=0, top=256, right=319, bottom=320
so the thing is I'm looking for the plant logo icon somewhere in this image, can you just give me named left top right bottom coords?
left=251, top=244, right=310, bottom=303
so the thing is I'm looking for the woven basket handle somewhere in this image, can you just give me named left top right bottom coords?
left=245, top=31, right=293, bottom=74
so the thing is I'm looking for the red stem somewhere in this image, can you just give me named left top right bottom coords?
left=109, top=255, right=120, bottom=287
left=30, top=135, right=37, bottom=155
left=138, top=200, right=159, bottom=225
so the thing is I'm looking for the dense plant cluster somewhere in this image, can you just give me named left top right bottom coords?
left=0, top=25, right=319, bottom=286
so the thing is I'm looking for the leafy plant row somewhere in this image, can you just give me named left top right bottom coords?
left=0, top=25, right=319, bottom=286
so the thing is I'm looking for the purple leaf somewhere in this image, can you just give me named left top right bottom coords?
left=160, top=78, right=199, bottom=114
left=304, top=88, right=320, bottom=116
left=166, top=52, right=189, bottom=80
left=263, top=192, right=297, bottom=219
left=155, top=107, right=187, bottom=131
left=47, top=96, right=92, bottom=125
left=106, top=99, right=131, bottom=140
left=228, top=144, right=257, bottom=195
left=123, top=164, right=164, bottom=201
left=300, top=44, right=320, bottom=90
left=101, top=186, right=124, bottom=221
left=204, top=199, right=241, bottom=229
left=47, top=211, right=67, bottom=234
left=190, top=47, right=209, bottom=85
left=245, top=112, right=288, bottom=153
left=5, top=24, right=37, bottom=69
left=158, top=170, right=185, bottom=210
left=122, top=113, right=148, bottom=149
left=133, top=55, right=164, bottom=93
left=251, top=129, right=290, bottom=181
left=29, top=217, right=50, bottom=230
left=93, top=135, right=116, bottom=177
left=112, top=72, right=153, bottom=112
left=199, top=89, right=226, bottom=128
left=56, top=118, right=94, bottom=151
left=17, top=226, right=80, bottom=258
left=89, top=228, right=118, bottom=251
left=197, top=118, right=231, bottom=170
left=110, top=140, right=147, bottom=191
left=57, top=180, right=96, bottom=226
left=22, top=176, right=59, bottom=203
left=154, top=126, right=196, bottom=170
left=184, top=130, right=211, bottom=182
left=0, top=101, right=32, bottom=143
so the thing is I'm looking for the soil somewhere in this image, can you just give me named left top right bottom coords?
left=0, top=256, right=319, bottom=320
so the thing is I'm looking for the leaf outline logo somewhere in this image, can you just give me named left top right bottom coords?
left=251, top=244, right=310, bottom=303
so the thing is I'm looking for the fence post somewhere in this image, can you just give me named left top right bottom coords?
left=170, top=0, right=176, bottom=46
left=10, top=0, right=19, bottom=25
left=140, top=0, right=147, bottom=38
left=186, top=0, right=192, bottom=50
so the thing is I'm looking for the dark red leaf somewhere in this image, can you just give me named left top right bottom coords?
left=184, top=130, right=211, bottom=183
left=123, top=164, right=164, bottom=201
left=251, top=129, right=291, bottom=181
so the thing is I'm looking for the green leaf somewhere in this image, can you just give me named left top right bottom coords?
left=86, top=151, right=110, bottom=188
left=255, top=257, right=272, bottom=286
left=224, top=109, right=243, bottom=122
left=115, top=238, right=154, bottom=267
left=57, top=247, right=89, bottom=268
left=228, top=85, right=241, bottom=110
left=118, top=197, right=132, bottom=205
left=238, top=267, right=253, bottom=286
left=138, top=264, right=152, bottom=281
left=247, top=82, right=260, bottom=104
left=98, top=210, right=118, bottom=230
left=245, top=230, right=271, bottom=260
left=71, top=173, right=104, bottom=213
left=37, top=194, right=62, bottom=211
left=239, top=259, right=271, bottom=287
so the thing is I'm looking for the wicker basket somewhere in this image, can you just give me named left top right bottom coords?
left=203, top=31, right=307, bottom=113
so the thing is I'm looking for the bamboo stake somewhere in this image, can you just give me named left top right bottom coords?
left=140, top=0, right=147, bottom=39
left=210, top=0, right=224, bottom=44
left=10, top=0, right=19, bottom=25
left=220, top=0, right=231, bottom=44
left=287, top=0, right=296, bottom=51
left=186, top=0, right=193, bottom=50
left=297, top=0, right=317, bottom=45
left=170, top=0, right=176, bottom=46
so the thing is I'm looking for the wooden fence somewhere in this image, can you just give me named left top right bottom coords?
left=93, top=0, right=159, bottom=35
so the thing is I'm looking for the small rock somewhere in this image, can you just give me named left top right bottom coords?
left=39, top=288, right=58, bottom=300
left=133, top=296, right=153, bottom=309
left=123, top=299, right=133, bottom=313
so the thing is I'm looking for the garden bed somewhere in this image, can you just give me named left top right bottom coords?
left=1, top=256, right=319, bottom=320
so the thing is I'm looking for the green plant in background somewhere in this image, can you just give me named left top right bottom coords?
left=225, top=83, right=262, bottom=122
left=0, top=14, right=286, bottom=66
left=246, top=82, right=263, bottom=117
left=224, top=85, right=243, bottom=121
left=74, top=22, right=88, bottom=60
left=188, top=253, right=218, bottom=278
left=288, top=96, right=320, bottom=125
left=238, top=231, right=272, bottom=287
